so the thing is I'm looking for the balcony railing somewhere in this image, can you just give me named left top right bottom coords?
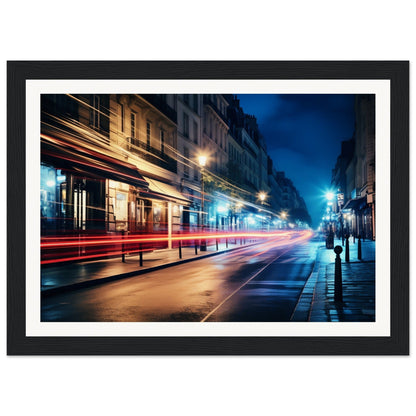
left=203, top=95, right=229, bottom=126
left=127, top=137, right=177, bottom=173
left=140, top=95, right=177, bottom=124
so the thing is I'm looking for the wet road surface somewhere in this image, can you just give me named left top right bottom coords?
left=41, top=234, right=319, bottom=322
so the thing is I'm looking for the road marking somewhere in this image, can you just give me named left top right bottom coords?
left=200, top=247, right=292, bottom=322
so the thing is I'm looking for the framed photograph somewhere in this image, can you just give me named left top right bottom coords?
left=7, top=61, right=409, bottom=355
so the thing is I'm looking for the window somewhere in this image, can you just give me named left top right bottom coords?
left=130, top=112, right=136, bottom=138
left=193, top=95, right=199, bottom=113
left=120, top=104, right=124, bottom=133
left=193, top=120, right=198, bottom=144
left=91, top=95, right=100, bottom=128
left=183, top=112, right=189, bottom=138
left=183, top=94, right=189, bottom=105
left=183, top=147, right=189, bottom=178
left=160, top=129, right=165, bottom=154
left=146, top=121, right=151, bottom=148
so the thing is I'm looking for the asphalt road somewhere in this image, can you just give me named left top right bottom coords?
left=41, top=235, right=319, bottom=322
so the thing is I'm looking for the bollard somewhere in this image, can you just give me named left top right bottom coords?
left=121, top=230, right=126, bottom=263
left=353, top=234, right=355, bottom=244
left=179, top=240, right=182, bottom=259
left=358, top=235, right=362, bottom=260
left=345, top=233, right=350, bottom=262
left=226, top=238, right=228, bottom=248
left=194, top=240, right=198, bottom=255
left=216, top=239, right=219, bottom=251
left=139, top=243, right=143, bottom=267
left=334, top=245, right=343, bottom=302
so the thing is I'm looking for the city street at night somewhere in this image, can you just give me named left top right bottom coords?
left=38, top=92, right=377, bottom=324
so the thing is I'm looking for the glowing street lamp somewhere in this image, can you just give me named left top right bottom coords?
left=279, top=210, right=288, bottom=228
left=325, top=190, right=336, bottom=235
left=258, top=192, right=266, bottom=230
left=198, top=155, right=207, bottom=168
left=325, top=191, right=335, bottom=201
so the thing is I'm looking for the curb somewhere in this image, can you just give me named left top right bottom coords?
left=41, top=242, right=258, bottom=297
left=290, top=245, right=324, bottom=321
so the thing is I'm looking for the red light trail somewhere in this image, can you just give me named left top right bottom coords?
left=41, top=230, right=313, bottom=265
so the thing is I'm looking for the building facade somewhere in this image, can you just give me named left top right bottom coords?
left=41, top=93, right=312, bottom=262
left=330, top=94, right=376, bottom=240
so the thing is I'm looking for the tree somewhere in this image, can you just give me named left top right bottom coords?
left=289, top=207, right=312, bottom=227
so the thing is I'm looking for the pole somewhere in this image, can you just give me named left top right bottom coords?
left=345, top=233, right=350, bottom=262
left=179, top=239, right=182, bottom=259
left=358, top=235, right=362, bottom=260
left=167, top=202, right=172, bottom=249
left=139, top=243, right=143, bottom=266
left=121, top=230, right=125, bottom=263
left=200, top=168, right=207, bottom=251
left=334, top=245, right=343, bottom=302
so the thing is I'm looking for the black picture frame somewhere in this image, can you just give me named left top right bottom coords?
left=7, top=61, right=409, bottom=355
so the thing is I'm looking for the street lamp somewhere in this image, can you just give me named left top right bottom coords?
left=325, top=191, right=335, bottom=202
left=280, top=210, right=288, bottom=228
left=198, top=155, right=207, bottom=251
left=258, top=192, right=266, bottom=231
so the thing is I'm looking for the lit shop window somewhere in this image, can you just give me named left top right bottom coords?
left=40, top=165, right=67, bottom=232
left=40, top=165, right=58, bottom=221
left=153, top=202, right=162, bottom=228
left=108, top=180, right=129, bottom=231
left=152, top=201, right=167, bottom=231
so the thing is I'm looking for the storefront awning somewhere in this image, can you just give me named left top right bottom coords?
left=41, top=134, right=148, bottom=188
left=342, top=196, right=367, bottom=211
left=140, top=176, right=190, bottom=205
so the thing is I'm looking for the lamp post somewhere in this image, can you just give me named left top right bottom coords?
left=280, top=210, right=287, bottom=228
left=325, top=191, right=335, bottom=248
left=198, top=155, right=207, bottom=251
left=258, top=191, right=266, bottom=231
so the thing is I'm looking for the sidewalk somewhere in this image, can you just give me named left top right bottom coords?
left=292, top=237, right=375, bottom=322
left=41, top=239, right=257, bottom=295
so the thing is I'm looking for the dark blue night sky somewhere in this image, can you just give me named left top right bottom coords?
left=237, top=94, right=356, bottom=227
